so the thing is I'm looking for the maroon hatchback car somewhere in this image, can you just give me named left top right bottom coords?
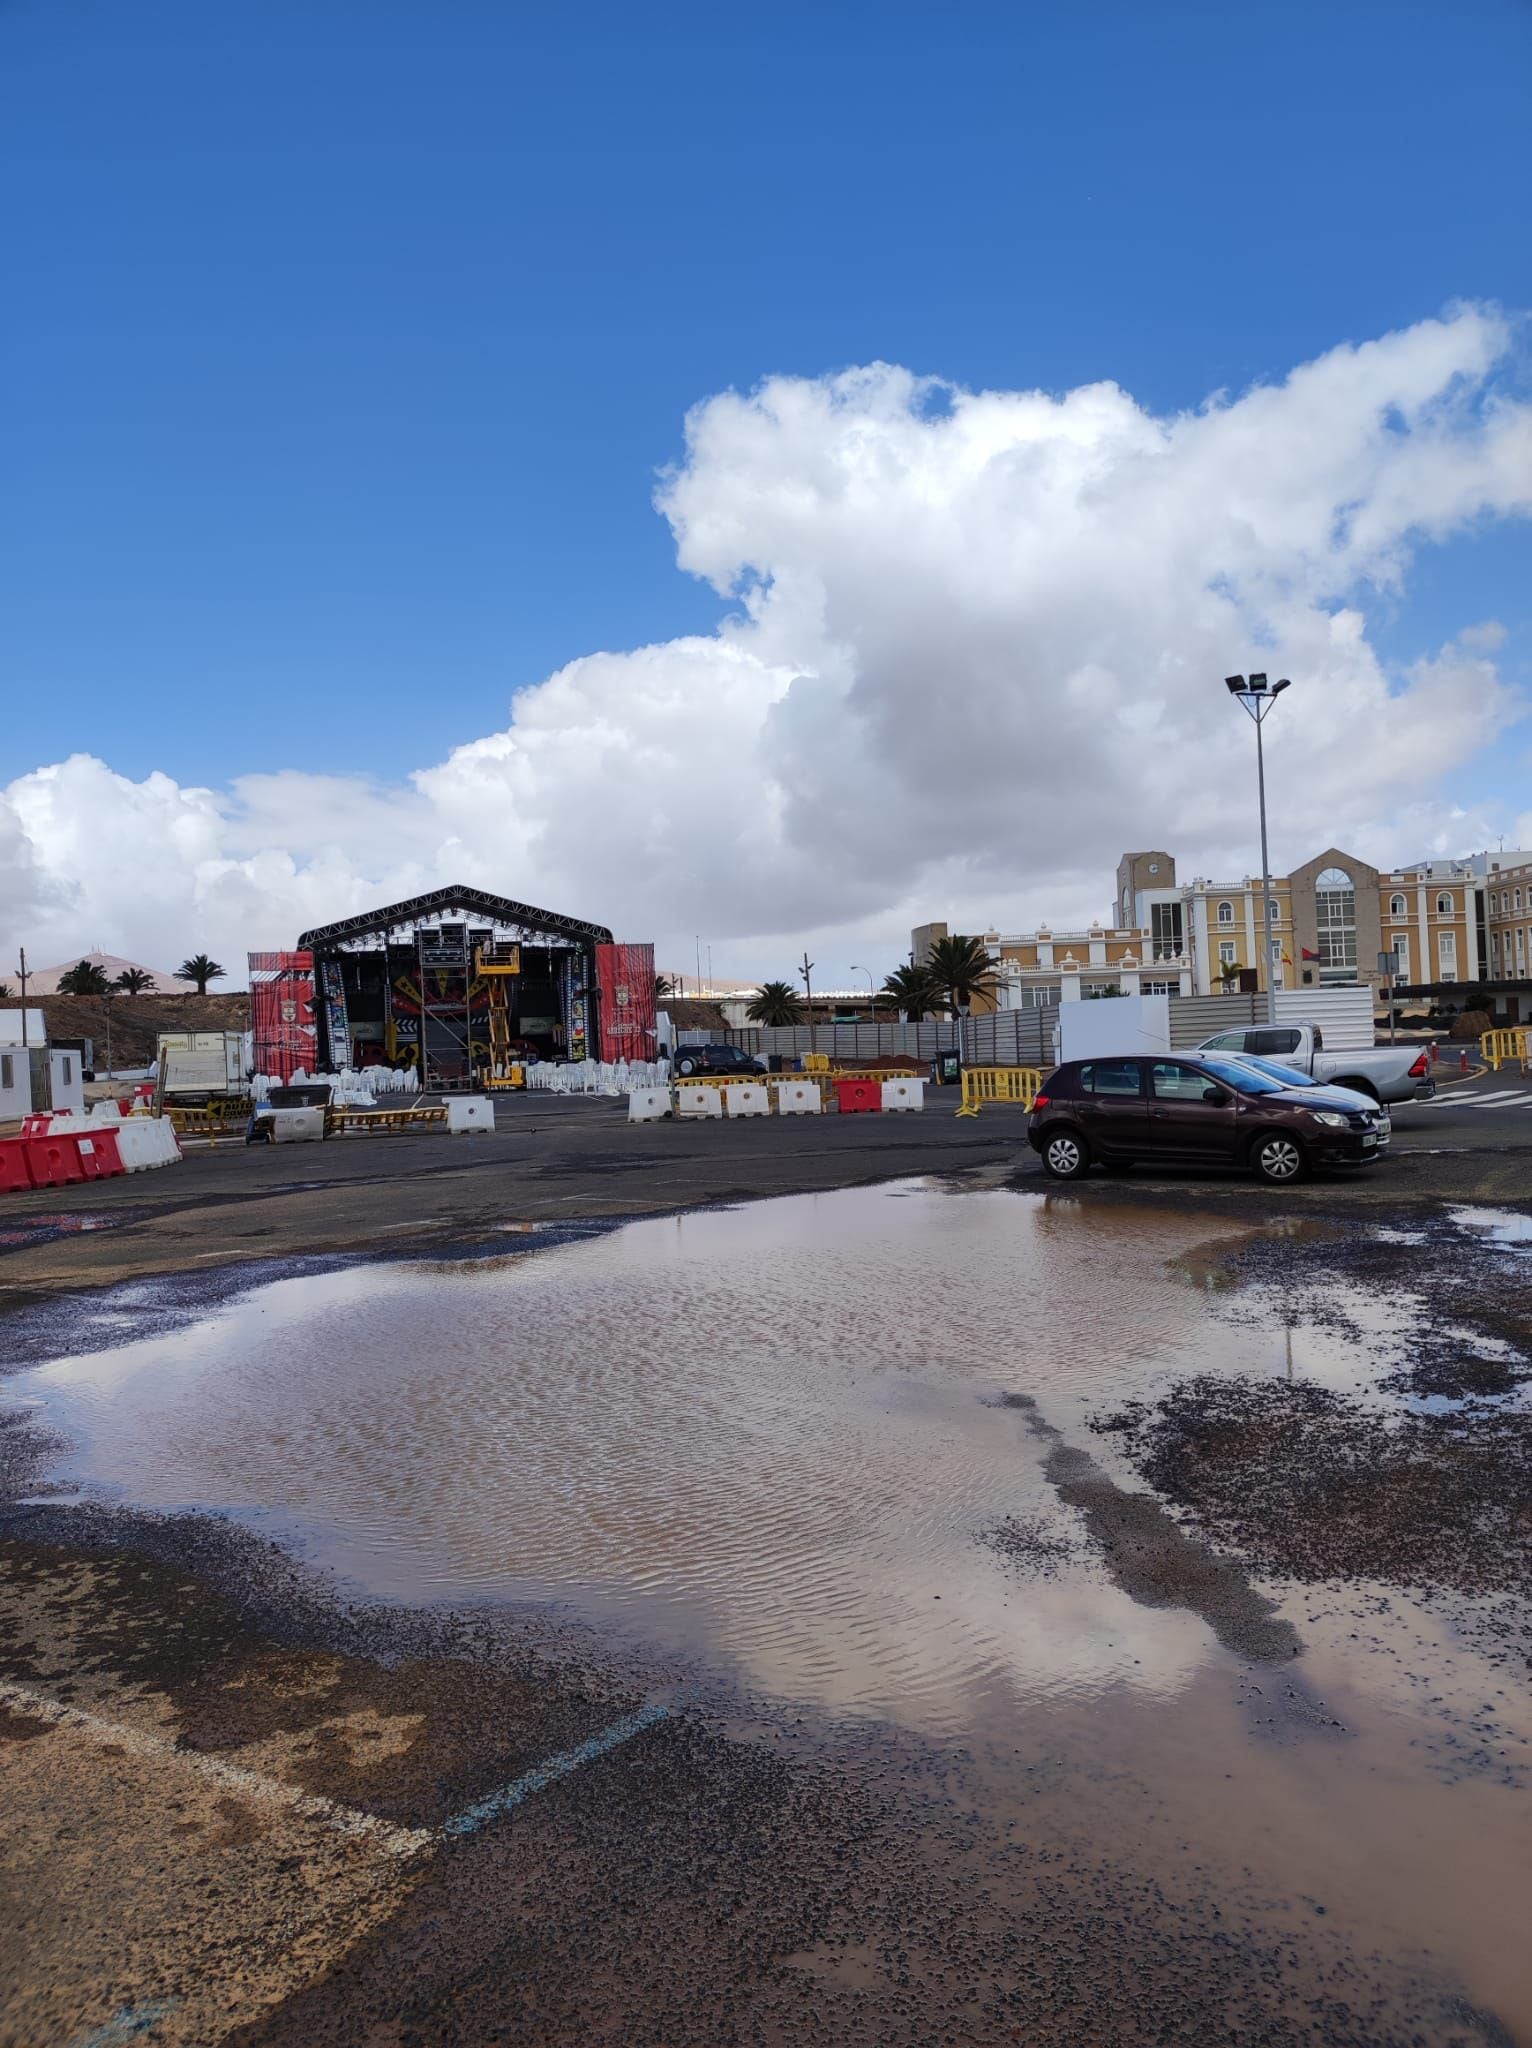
left=1027, top=1054, right=1388, bottom=1185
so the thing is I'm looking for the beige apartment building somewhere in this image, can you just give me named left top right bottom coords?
left=916, top=845, right=1532, bottom=1020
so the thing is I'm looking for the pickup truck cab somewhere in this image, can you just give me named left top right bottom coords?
left=1195, top=1023, right=1432, bottom=1107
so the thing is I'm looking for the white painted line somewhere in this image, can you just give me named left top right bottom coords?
left=442, top=1702, right=669, bottom=1838
left=0, top=1678, right=433, bottom=1860
left=1456, top=1093, right=1532, bottom=1109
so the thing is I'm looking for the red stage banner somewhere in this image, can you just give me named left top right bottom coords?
left=595, top=942, right=657, bottom=1064
left=248, top=951, right=318, bottom=1082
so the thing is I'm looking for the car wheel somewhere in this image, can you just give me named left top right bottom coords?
left=1041, top=1129, right=1091, bottom=1180
left=677, top=1057, right=697, bottom=1077
left=1251, top=1133, right=1306, bottom=1184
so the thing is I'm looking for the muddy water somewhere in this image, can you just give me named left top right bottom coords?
left=16, top=1185, right=1272, bottom=1725
left=12, top=1181, right=1532, bottom=2037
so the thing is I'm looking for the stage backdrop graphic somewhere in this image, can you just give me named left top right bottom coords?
left=595, top=943, right=658, bottom=1063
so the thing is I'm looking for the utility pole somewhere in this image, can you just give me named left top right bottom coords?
left=16, top=948, right=27, bottom=1049
left=1224, top=674, right=1291, bottom=1026
left=800, top=951, right=815, bottom=1055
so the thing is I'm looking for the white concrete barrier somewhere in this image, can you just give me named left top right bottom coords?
left=627, top=1086, right=672, bottom=1122
left=113, top=1117, right=183, bottom=1171
left=774, top=1080, right=822, bottom=1115
left=880, top=1077, right=925, bottom=1112
left=271, top=1106, right=326, bottom=1143
left=676, top=1084, right=724, bottom=1119
left=447, top=1097, right=495, bottom=1134
left=723, top=1082, right=771, bottom=1118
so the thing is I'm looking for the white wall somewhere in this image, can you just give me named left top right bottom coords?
left=1056, top=994, right=1172, bottom=1065
left=49, top=1048, right=85, bottom=1113
left=0, top=1009, right=47, bottom=1046
left=0, top=1045, right=32, bottom=1118
left=1274, top=986, right=1374, bottom=1051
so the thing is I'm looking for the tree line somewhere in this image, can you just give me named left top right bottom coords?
left=727, top=935, right=1000, bottom=1027
left=0, top=953, right=230, bottom=1000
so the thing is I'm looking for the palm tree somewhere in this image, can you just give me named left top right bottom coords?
left=880, top=963, right=939, bottom=1021
left=177, top=953, right=226, bottom=996
left=654, top=973, right=674, bottom=1002
left=746, top=979, right=806, bottom=1026
left=57, top=958, right=112, bottom=996
left=0, top=982, right=12, bottom=1000
left=115, top=967, right=156, bottom=995
left=922, top=934, right=999, bottom=1018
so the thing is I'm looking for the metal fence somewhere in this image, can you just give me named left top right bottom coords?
left=680, top=1010, right=1060, bottom=1065
left=679, top=984, right=1379, bottom=1063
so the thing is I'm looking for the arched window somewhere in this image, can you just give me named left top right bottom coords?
left=1217, top=900, right=1234, bottom=925
left=1268, top=898, right=1280, bottom=922
left=1436, top=892, right=1453, bottom=915
left=1314, top=867, right=1357, bottom=980
left=1389, top=894, right=1406, bottom=917
left=1516, top=890, right=1524, bottom=913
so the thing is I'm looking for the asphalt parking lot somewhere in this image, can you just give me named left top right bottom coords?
left=2, top=1068, right=1531, bottom=2045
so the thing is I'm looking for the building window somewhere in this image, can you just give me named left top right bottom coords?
left=1392, top=933, right=1411, bottom=981
left=1436, top=892, right=1453, bottom=916
left=61, top=1056, right=73, bottom=1085
left=1150, top=902, right=1183, bottom=961
left=1269, top=939, right=1281, bottom=962
left=1217, top=900, right=1234, bottom=925
left=1142, top=978, right=1177, bottom=995
left=1389, top=893, right=1406, bottom=917
left=1516, top=890, right=1524, bottom=913
left=1219, top=940, right=1237, bottom=967
left=1269, top=899, right=1280, bottom=922
left=0, top=1054, right=11, bottom=1091
left=1438, top=931, right=1457, bottom=982
left=1314, top=866, right=1358, bottom=981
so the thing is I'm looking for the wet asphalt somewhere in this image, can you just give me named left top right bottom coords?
left=2, top=1080, right=1531, bottom=2045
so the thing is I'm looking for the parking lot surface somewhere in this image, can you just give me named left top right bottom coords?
left=3, top=1077, right=1531, bottom=2044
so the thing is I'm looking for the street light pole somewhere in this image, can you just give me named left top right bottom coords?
left=1225, top=674, right=1291, bottom=1026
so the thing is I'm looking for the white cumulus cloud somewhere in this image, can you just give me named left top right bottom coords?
left=3, top=305, right=1530, bottom=982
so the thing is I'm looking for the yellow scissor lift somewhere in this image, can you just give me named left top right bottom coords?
left=474, top=943, right=526, bottom=1088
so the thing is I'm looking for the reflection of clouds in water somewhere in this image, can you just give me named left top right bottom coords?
left=17, top=1187, right=1265, bottom=1730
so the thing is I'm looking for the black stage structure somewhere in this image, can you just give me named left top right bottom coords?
left=298, top=885, right=614, bottom=1091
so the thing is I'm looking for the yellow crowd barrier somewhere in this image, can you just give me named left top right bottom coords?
left=955, top=1066, right=1043, bottom=1117
left=324, top=1105, right=450, bottom=1134
left=1480, top=1027, right=1529, bottom=1072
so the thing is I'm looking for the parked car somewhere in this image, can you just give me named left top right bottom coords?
left=671, top=1043, right=767, bottom=1078
left=1194, top=1022, right=1431, bottom=1106
left=1027, top=1054, right=1389, bottom=1184
left=1217, top=1054, right=1391, bottom=1149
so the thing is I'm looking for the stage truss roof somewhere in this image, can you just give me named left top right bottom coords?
left=299, top=885, right=613, bottom=951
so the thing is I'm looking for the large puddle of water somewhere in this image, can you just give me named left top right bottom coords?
left=0, top=1182, right=1440, bottom=1727
left=10, top=1180, right=1532, bottom=2035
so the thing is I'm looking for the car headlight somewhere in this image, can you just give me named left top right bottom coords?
left=1312, top=1111, right=1347, bottom=1129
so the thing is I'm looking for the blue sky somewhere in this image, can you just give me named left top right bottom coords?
left=2, top=1, right=1530, bottom=972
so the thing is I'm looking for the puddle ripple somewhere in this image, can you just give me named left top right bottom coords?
left=13, top=1186, right=1272, bottom=1729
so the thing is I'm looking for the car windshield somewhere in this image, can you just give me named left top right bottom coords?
left=1197, top=1056, right=1286, bottom=1096
left=1230, top=1055, right=1318, bottom=1089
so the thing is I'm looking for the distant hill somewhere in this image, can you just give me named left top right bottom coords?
left=7, top=992, right=248, bottom=1071
left=18, top=951, right=201, bottom=997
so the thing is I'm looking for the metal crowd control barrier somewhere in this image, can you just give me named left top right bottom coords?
left=1480, top=1027, right=1530, bottom=1072
left=955, top=1067, right=1043, bottom=1117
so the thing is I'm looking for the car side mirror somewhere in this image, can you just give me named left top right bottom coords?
left=1203, top=1086, right=1232, bottom=1106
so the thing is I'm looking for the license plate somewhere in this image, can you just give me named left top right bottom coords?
left=1362, top=1134, right=1377, bottom=1147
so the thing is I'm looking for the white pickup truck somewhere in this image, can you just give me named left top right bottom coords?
left=1194, top=1022, right=1433, bottom=1106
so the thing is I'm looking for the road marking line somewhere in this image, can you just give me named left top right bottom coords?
left=72, top=2001, right=179, bottom=2047
left=0, top=1678, right=434, bottom=1860
left=1454, top=1093, right=1532, bottom=1108
left=442, top=1702, right=670, bottom=1838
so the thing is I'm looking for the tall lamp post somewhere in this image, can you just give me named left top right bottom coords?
left=1224, top=673, right=1290, bottom=1026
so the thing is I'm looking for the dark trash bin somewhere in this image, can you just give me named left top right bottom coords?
left=931, top=1050, right=961, bottom=1086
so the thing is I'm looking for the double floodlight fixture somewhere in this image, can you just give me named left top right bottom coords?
left=1225, top=672, right=1291, bottom=699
